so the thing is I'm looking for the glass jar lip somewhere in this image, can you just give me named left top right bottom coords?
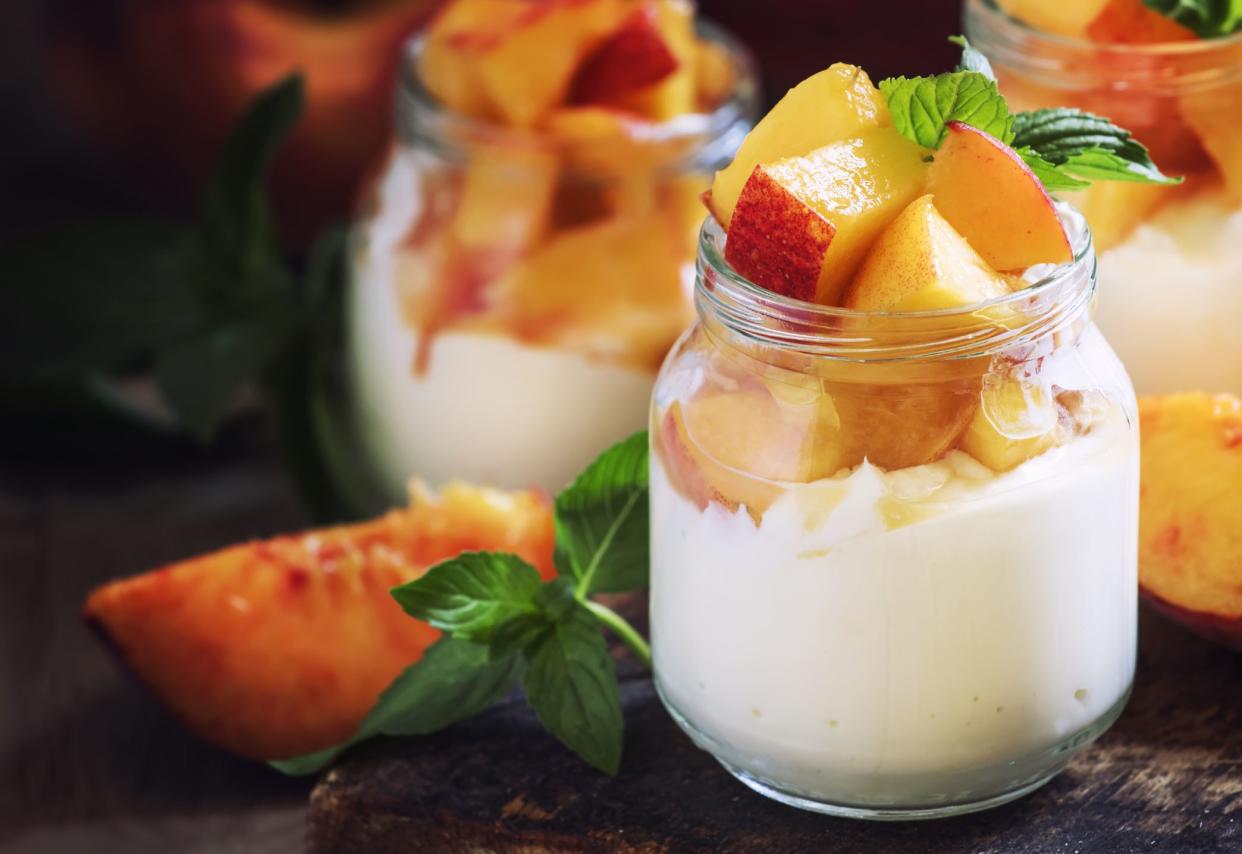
left=395, top=17, right=760, bottom=157
left=966, top=0, right=1242, bottom=56
left=694, top=206, right=1097, bottom=362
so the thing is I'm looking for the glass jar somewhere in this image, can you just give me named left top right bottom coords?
left=649, top=212, right=1139, bottom=818
left=965, top=0, right=1242, bottom=397
left=346, top=25, right=757, bottom=504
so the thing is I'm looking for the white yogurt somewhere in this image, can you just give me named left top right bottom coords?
left=650, top=405, right=1138, bottom=805
left=1094, top=186, right=1242, bottom=396
left=348, top=255, right=654, bottom=499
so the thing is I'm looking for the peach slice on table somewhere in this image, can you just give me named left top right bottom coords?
left=709, top=63, right=891, bottom=229
left=724, top=128, right=930, bottom=304
left=927, top=122, right=1072, bottom=272
left=1138, top=393, right=1242, bottom=651
left=83, top=483, right=557, bottom=761
left=570, top=5, right=680, bottom=105
left=995, top=0, right=1113, bottom=37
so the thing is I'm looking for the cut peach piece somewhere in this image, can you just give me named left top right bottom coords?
left=827, top=379, right=979, bottom=472
left=418, top=0, right=535, bottom=119
left=1139, top=393, right=1242, bottom=650
left=83, top=483, right=556, bottom=760
left=1181, top=84, right=1242, bottom=204
left=1062, top=180, right=1176, bottom=251
left=927, top=122, right=1071, bottom=271
left=726, top=128, right=930, bottom=304
left=609, top=0, right=696, bottom=120
left=843, top=195, right=1013, bottom=312
left=995, top=0, right=1112, bottom=37
left=662, top=390, right=812, bottom=518
left=1086, top=0, right=1196, bottom=43
left=492, top=217, right=688, bottom=370
left=694, top=38, right=735, bottom=110
left=451, top=143, right=558, bottom=258
left=709, top=64, right=890, bottom=228
left=570, top=6, right=679, bottom=104
left=961, top=377, right=1061, bottom=472
left=474, top=0, right=630, bottom=127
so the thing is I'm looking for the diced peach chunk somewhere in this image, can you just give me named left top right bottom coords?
left=843, top=195, right=1013, bottom=312
left=451, top=144, right=558, bottom=257
left=709, top=64, right=891, bottom=228
left=607, top=0, right=696, bottom=120
left=828, top=380, right=979, bottom=472
left=725, top=128, right=930, bottom=304
left=1180, top=84, right=1242, bottom=204
left=1086, top=0, right=1196, bottom=43
left=960, top=377, right=1061, bottom=472
left=1062, top=181, right=1176, bottom=250
left=927, top=122, right=1071, bottom=271
left=995, top=0, right=1112, bottom=37
left=570, top=5, right=679, bottom=105
left=418, top=0, right=534, bottom=118
left=693, top=38, right=735, bottom=110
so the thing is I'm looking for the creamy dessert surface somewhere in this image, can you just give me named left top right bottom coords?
left=1093, top=184, right=1242, bottom=396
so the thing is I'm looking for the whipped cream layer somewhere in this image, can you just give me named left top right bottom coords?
left=651, top=395, right=1138, bottom=805
left=1094, top=185, right=1242, bottom=396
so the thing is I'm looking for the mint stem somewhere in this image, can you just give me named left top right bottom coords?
left=585, top=599, right=652, bottom=670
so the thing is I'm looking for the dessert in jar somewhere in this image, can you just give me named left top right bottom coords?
left=348, top=0, right=756, bottom=501
left=649, top=58, right=1161, bottom=818
left=967, top=0, right=1242, bottom=396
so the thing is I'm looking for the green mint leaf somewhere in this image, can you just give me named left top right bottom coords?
left=488, top=578, right=577, bottom=660
left=949, top=35, right=996, bottom=81
left=272, top=637, right=520, bottom=775
left=154, top=320, right=277, bottom=442
left=391, top=552, right=544, bottom=642
left=1142, top=0, right=1242, bottom=37
left=1016, top=147, right=1091, bottom=191
left=1010, top=108, right=1181, bottom=185
left=521, top=600, right=623, bottom=775
left=880, top=71, right=1013, bottom=149
left=554, top=431, right=649, bottom=596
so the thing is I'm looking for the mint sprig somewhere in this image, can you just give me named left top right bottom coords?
left=1143, top=0, right=1242, bottom=37
left=879, top=38, right=1182, bottom=192
left=275, top=432, right=651, bottom=777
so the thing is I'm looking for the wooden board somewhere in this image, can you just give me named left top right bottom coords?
left=310, top=608, right=1242, bottom=853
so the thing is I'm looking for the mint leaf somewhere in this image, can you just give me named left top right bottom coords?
left=949, top=35, right=996, bottom=82
left=1142, top=0, right=1242, bottom=37
left=391, top=552, right=544, bottom=642
left=522, top=600, right=623, bottom=775
left=554, top=431, right=649, bottom=596
left=1011, top=108, right=1180, bottom=185
left=272, top=637, right=520, bottom=775
left=1016, top=147, right=1090, bottom=191
left=880, top=71, right=1012, bottom=149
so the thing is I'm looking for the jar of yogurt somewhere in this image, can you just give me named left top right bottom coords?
left=347, top=3, right=757, bottom=502
left=649, top=213, right=1140, bottom=818
left=965, top=0, right=1242, bottom=396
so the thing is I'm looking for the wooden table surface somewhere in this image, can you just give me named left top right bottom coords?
left=3, top=431, right=1240, bottom=852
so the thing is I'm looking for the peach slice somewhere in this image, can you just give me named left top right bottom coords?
left=694, top=38, right=735, bottom=110
left=829, top=379, right=979, bottom=472
left=418, top=0, right=534, bottom=119
left=570, top=5, right=679, bottom=105
left=927, top=122, right=1072, bottom=271
left=83, top=483, right=557, bottom=760
left=474, top=0, right=631, bottom=127
left=1086, top=0, right=1197, bottom=43
left=725, top=128, right=930, bottom=304
left=659, top=390, right=812, bottom=519
left=1138, top=393, right=1242, bottom=650
left=995, top=0, right=1112, bottom=37
left=1180, top=84, right=1242, bottom=204
left=843, top=195, right=1013, bottom=312
left=709, top=63, right=890, bottom=229
left=1061, top=180, right=1176, bottom=251
left=960, top=376, right=1062, bottom=472
left=451, top=143, right=559, bottom=258
left=606, top=0, right=697, bottom=120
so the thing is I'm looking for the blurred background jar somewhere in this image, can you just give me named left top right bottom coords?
left=346, top=3, right=758, bottom=500
left=965, top=0, right=1242, bottom=397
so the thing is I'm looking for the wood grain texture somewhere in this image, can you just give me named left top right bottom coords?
left=310, top=608, right=1242, bottom=853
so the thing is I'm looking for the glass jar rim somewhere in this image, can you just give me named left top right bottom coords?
left=964, top=0, right=1242, bottom=90
left=394, top=18, right=760, bottom=165
left=694, top=208, right=1097, bottom=363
